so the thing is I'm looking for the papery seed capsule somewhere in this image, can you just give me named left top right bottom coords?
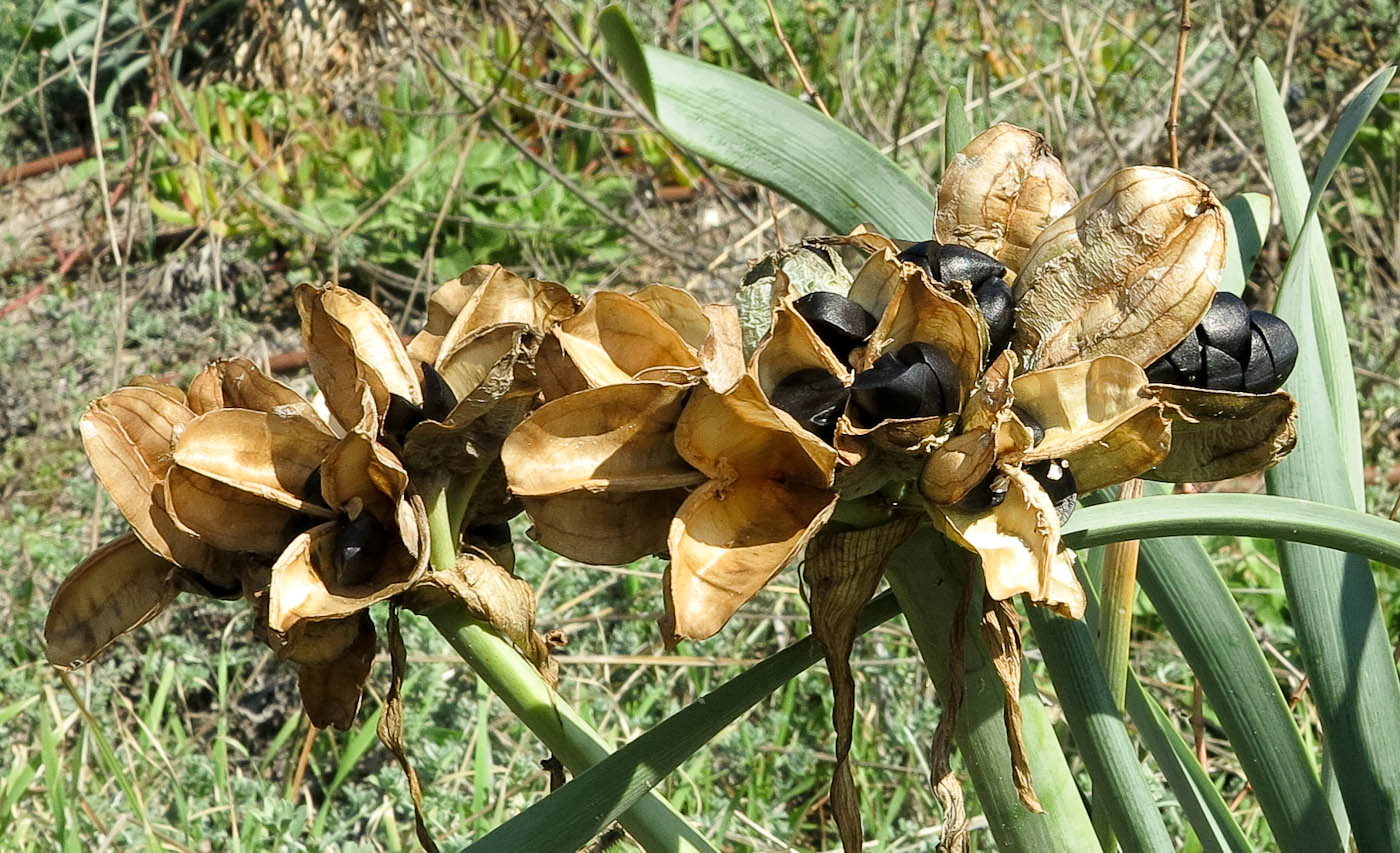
left=301, top=465, right=329, bottom=509
left=1197, top=292, right=1251, bottom=362
left=1202, top=344, right=1245, bottom=392
left=1249, top=310, right=1298, bottom=391
left=972, top=277, right=1015, bottom=358
left=793, top=291, right=878, bottom=362
left=771, top=368, right=850, bottom=441
left=937, top=243, right=1007, bottom=285
left=334, top=512, right=385, bottom=586
left=421, top=362, right=459, bottom=422
left=958, top=469, right=1010, bottom=511
left=384, top=393, right=425, bottom=440
left=1027, top=459, right=1077, bottom=524
left=1011, top=405, right=1045, bottom=446
left=896, top=341, right=959, bottom=414
left=896, top=240, right=939, bottom=282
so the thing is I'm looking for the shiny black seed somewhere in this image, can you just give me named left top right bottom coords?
left=793, top=291, right=878, bottom=362
left=1165, top=333, right=1204, bottom=384
left=896, top=341, right=960, bottom=413
left=1202, top=344, right=1245, bottom=392
left=466, top=522, right=513, bottom=548
left=1242, top=328, right=1276, bottom=394
left=301, top=466, right=329, bottom=508
left=771, top=369, right=850, bottom=441
left=384, top=393, right=425, bottom=440
left=958, top=470, right=1010, bottom=511
left=1250, top=310, right=1297, bottom=390
left=334, top=513, right=385, bottom=586
left=972, top=277, right=1015, bottom=357
left=1027, top=460, right=1077, bottom=524
left=421, top=363, right=458, bottom=422
left=937, top=244, right=1006, bottom=284
left=852, top=356, right=943, bottom=421
left=895, top=240, right=939, bottom=281
left=1197, top=292, right=1251, bottom=362
left=1011, top=406, right=1045, bottom=446
left=1145, top=358, right=1185, bottom=385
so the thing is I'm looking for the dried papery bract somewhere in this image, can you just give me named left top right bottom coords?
left=1148, top=385, right=1297, bottom=482
left=1013, top=166, right=1226, bottom=370
left=936, top=123, right=1078, bottom=277
left=663, top=376, right=839, bottom=643
left=45, top=534, right=179, bottom=668
left=187, top=356, right=320, bottom=421
left=406, top=263, right=577, bottom=368
left=544, top=291, right=704, bottom=388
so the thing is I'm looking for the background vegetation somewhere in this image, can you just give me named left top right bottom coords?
left=2, top=1, right=1398, bottom=849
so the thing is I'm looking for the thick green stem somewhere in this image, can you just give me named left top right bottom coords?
left=885, top=528, right=1099, bottom=852
left=419, top=485, right=715, bottom=852
left=428, top=609, right=716, bottom=853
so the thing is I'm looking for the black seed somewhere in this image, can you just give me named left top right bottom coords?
left=896, top=341, right=960, bottom=413
left=1165, top=333, right=1204, bottom=384
left=972, top=277, right=1015, bottom=357
left=1242, top=328, right=1276, bottom=394
left=1011, top=406, right=1045, bottom=446
left=1197, top=292, right=1251, bottom=362
left=301, top=466, right=329, bottom=509
left=1250, top=310, right=1297, bottom=390
left=384, top=393, right=425, bottom=440
left=1027, top=460, right=1077, bottom=524
left=895, top=240, right=939, bottom=282
left=334, top=513, right=385, bottom=586
left=1202, top=344, right=1245, bottom=392
left=937, top=244, right=1006, bottom=284
left=466, top=522, right=512, bottom=548
left=1145, top=358, right=1185, bottom=385
left=958, top=470, right=1010, bottom=511
left=771, top=369, right=850, bottom=441
left=793, top=291, right=878, bottom=363
left=421, top=362, right=459, bottom=422
left=852, top=355, right=943, bottom=421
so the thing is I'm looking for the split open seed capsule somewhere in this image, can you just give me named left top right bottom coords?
left=770, top=368, right=850, bottom=441
left=792, top=291, right=878, bottom=363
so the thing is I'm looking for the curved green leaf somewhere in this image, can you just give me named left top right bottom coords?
left=600, top=17, right=935, bottom=239
left=462, top=592, right=903, bottom=853
left=944, top=87, right=972, bottom=171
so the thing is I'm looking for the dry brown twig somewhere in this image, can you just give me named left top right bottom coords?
left=1167, top=0, right=1192, bottom=168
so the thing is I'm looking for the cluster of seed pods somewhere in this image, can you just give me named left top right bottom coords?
left=1146, top=292, right=1299, bottom=393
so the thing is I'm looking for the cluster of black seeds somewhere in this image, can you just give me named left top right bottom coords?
left=384, top=362, right=460, bottom=441
left=768, top=291, right=963, bottom=440
left=955, top=409, right=1077, bottom=523
left=896, top=240, right=1015, bottom=360
left=1146, top=293, right=1298, bottom=394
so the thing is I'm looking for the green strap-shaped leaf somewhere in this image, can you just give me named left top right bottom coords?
left=944, top=86, right=973, bottom=171
left=1219, top=193, right=1271, bottom=297
left=1025, top=605, right=1175, bottom=853
left=1254, top=59, right=1400, bottom=850
left=1080, top=487, right=1342, bottom=853
left=462, top=592, right=903, bottom=853
left=600, top=8, right=935, bottom=239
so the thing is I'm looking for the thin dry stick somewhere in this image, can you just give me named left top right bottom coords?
left=289, top=722, right=318, bottom=800
left=1166, top=0, right=1192, bottom=168
left=763, top=0, right=830, bottom=117
left=1192, top=680, right=1208, bottom=767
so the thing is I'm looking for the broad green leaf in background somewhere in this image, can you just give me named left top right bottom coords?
left=1081, top=487, right=1341, bottom=853
left=464, top=592, right=903, bottom=853
left=600, top=6, right=935, bottom=239
left=1254, top=58, right=1400, bottom=851
left=943, top=87, right=972, bottom=171
left=1220, top=192, right=1271, bottom=297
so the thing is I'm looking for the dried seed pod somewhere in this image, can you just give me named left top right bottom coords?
left=770, top=369, right=850, bottom=442
left=935, top=123, right=1078, bottom=275
left=958, top=469, right=1010, bottom=511
left=1027, top=460, right=1077, bottom=524
left=972, top=277, right=1015, bottom=358
left=1197, top=292, right=1251, bottom=362
left=1202, top=345, right=1245, bottom=392
left=793, top=291, right=878, bottom=363
left=1246, top=310, right=1298, bottom=393
left=937, top=243, right=1007, bottom=284
left=420, top=362, right=459, bottom=422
